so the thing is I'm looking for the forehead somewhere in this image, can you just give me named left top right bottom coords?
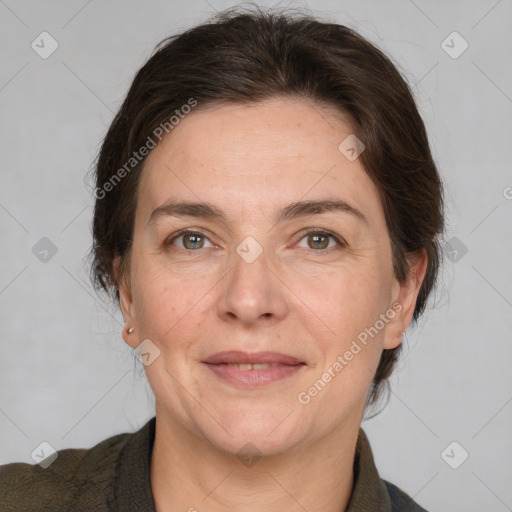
left=136, top=98, right=383, bottom=224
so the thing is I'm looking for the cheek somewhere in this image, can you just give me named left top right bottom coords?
left=297, top=271, right=388, bottom=408
left=292, top=261, right=392, bottom=399
left=293, top=261, right=390, bottom=340
left=131, top=259, right=212, bottom=347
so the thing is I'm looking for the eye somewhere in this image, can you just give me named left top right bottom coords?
left=166, top=230, right=215, bottom=250
left=296, top=229, right=345, bottom=251
left=165, top=228, right=345, bottom=252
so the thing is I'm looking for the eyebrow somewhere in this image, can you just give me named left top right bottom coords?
left=148, top=198, right=368, bottom=226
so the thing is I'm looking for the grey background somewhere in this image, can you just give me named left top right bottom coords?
left=1, top=1, right=511, bottom=510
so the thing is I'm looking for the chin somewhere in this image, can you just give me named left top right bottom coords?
left=201, top=408, right=307, bottom=457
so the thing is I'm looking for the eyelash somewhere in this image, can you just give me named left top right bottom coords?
left=165, top=228, right=346, bottom=252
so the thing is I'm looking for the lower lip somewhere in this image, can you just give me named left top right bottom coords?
left=203, top=363, right=305, bottom=387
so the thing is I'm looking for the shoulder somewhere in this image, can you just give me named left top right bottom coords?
left=383, top=479, right=430, bottom=512
left=0, top=429, right=132, bottom=512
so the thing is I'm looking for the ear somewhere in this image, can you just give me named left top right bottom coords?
left=383, top=248, right=428, bottom=350
left=114, top=255, right=138, bottom=349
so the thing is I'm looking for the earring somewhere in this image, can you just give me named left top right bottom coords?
left=126, top=327, right=134, bottom=334
left=400, top=330, right=406, bottom=337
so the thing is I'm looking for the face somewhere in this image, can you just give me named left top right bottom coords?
left=118, top=98, right=425, bottom=456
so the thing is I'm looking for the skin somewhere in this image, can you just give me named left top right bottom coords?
left=117, top=97, right=427, bottom=512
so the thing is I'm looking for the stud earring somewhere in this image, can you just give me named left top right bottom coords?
left=126, top=327, right=134, bottom=334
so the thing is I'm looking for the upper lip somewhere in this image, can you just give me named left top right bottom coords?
left=203, top=351, right=304, bottom=365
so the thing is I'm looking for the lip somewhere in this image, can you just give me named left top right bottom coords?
left=203, top=362, right=306, bottom=387
left=202, top=351, right=304, bottom=365
left=202, top=351, right=306, bottom=387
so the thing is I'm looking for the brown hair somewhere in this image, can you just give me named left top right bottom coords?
left=88, top=5, right=444, bottom=407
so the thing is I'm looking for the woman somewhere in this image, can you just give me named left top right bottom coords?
left=0, top=6, right=443, bottom=511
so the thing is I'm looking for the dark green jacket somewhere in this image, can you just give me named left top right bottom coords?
left=0, top=417, right=428, bottom=511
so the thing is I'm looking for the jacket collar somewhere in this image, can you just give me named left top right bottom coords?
left=345, top=428, right=393, bottom=511
left=115, top=416, right=157, bottom=511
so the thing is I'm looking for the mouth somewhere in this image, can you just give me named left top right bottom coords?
left=202, top=351, right=306, bottom=387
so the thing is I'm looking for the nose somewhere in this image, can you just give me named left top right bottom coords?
left=216, top=244, right=288, bottom=326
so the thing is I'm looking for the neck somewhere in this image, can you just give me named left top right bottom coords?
left=150, top=407, right=361, bottom=512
